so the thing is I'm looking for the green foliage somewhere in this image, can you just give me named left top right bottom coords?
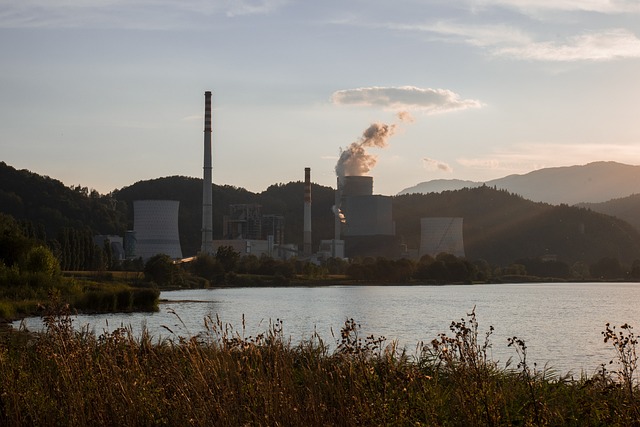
left=215, top=246, right=240, bottom=272
left=21, top=246, right=60, bottom=277
left=143, top=254, right=178, bottom=286
left=590, top=257, right=626, bottom=280
left=190, top=254, right=223, bottom=281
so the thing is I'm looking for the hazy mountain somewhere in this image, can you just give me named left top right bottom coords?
left=399, top=162, right=640, bottom=205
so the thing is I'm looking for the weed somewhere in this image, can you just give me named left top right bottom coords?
left=602, top=322, right=639, bottom=397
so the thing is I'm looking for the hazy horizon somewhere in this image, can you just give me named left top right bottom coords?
left=2, top=1, right=640, bottom=196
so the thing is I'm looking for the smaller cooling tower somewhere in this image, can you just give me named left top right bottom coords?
left=134, top=200, right=182, bottom=260
left=420, top=217, right=465, bottom=258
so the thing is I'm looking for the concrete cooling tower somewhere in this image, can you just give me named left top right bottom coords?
left=420, top=217, right=465, bottom=258
left=133, top=200, right=182, bottom=260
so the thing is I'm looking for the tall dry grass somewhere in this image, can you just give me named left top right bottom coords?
left=1, top=303, right=639, bottom=426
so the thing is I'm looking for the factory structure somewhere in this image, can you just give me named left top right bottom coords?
left=328, top=175, right=397, bottom=259
left=122, top=91, right=465, bottom=262
left=131, top=200, right=182, bottom=260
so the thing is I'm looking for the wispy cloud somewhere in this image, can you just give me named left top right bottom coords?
left=0, top=0, right=288, bottom=29
left=397, top=21, right=532, bottom=47
left=473, top=0, right=640, bottom=14
left=495, top=29, right=640, bottom=61
left=331, top=86, right=483, bottom=114
left=398, top=20, right=640, bottom=62
left=423, top=157, right=453, bottom=172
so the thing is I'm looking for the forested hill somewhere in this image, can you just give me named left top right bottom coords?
left=578, top=194, right=640, bottom=233
left=394, top=186, right=640, bottom=265
left=0, top=162, right=126, bottom=239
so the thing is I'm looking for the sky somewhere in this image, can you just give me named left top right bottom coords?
left=2, top=0, right=640, bottom=196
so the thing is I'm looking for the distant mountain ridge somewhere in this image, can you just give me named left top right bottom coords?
left=399, top=162, right=640, bottom=205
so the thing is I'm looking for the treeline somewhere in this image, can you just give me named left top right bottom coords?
left=140, top=246, right=640, bottom=289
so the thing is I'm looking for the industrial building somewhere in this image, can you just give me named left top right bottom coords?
left=336, top=176, right=398, bottom=258
left=133, top=200, right=183, bottom=260
left=420, top=217, right=465, bottom=258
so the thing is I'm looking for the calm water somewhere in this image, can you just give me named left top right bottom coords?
left=13, top=283, right=640, bottom=376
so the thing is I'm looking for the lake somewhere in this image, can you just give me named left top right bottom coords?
left=13, top=282, right=640, bottom=376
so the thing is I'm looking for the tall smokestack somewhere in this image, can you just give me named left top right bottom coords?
left=201, top=91, right=214, bottom=254
left=303, top=167, right=312, bottom=256
left=333, top=176, right=341, bottom=257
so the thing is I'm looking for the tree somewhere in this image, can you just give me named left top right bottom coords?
left=191, top=254, right=223, bottom=280
left=590, top=257, right=625, bottom=280
left=144, top=254, right=176, bottom=286
left=21, top=245, right=60, bottom=277
left=215, top=246, right=240, bottom=273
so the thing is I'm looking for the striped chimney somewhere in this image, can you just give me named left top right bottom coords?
left=201, top=91, right=214, bottom=254
left=303, top=167, right=312, bottom=256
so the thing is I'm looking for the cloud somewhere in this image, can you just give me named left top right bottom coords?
left=423, top=158, right=453, bottom=173
left=472, top=0, right=640, bottom=14
left=399, top=21, right=532, bottom=47
left=0, top=0, right=288, bottom=29
left=224, top=0, right=289, bottom=17
left=331, top=86, right=484, bottom=114
left=404, top=20, right=640, bottom=62
left=495, top=29, right=640, bottom=61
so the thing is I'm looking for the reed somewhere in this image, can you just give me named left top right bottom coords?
left=0, top=304, right=639, bottom=426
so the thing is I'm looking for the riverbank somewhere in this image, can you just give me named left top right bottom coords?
left=1, top=308, right=638, bottom=426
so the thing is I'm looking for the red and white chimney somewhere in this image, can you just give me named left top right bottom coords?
left=201, top=91, right=214, bottom=254
left=303, top=167, right=312, bottom=256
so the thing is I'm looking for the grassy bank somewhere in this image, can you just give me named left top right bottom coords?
left=0, top=273, right=159, bottom=320
left=1, top=307, right=639, bottom=426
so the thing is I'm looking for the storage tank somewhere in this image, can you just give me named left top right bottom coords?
left=133, top=200, right=182, bottom=260
left=420, top=217, right=465, bottom=258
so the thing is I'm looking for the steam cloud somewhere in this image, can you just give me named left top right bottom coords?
left=331, top=86, right=483, bottom=114
left=335, top=122, right=396, bottom=180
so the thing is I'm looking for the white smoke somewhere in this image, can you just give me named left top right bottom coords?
left=334, top=122, right=396, bottom=180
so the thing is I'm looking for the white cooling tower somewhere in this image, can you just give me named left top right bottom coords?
left=420, top=217, right=465, bottom=258
left=133, top=200, right=182, bottom=260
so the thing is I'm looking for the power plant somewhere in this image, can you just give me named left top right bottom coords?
left=123, top=91, right=465, bottom=262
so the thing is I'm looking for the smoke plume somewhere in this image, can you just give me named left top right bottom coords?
left=335, top=122, right=396, bottom=180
